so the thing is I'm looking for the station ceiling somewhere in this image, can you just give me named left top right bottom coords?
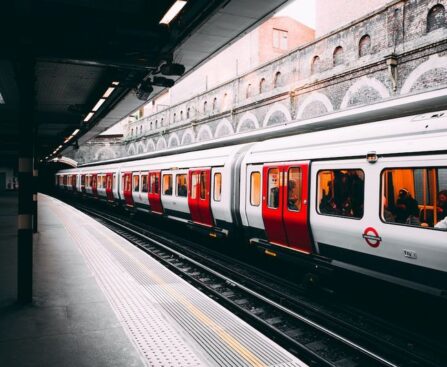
left=0, top=0, right=290, bottom=166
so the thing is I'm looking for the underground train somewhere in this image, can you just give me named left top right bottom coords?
left=56, top=111, right=447, bottom=297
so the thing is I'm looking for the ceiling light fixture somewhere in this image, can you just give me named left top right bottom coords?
left=160, top=0, right=187, bottom=25
left=92, top=98, right=106, bottom=112
left=84, top=112, right=94, bottom=122
left=72, top=129, right=80, bottom=136
left=103, top=87, right=115, bottom=98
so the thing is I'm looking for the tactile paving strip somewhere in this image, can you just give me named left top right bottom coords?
left=48, top=195, right=307, bottom=367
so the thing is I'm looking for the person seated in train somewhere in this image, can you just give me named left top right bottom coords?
left=349, top=170, right=364, bottom=217
left=142, top=182, right=148, bottom=192
left=287, top=180, right=299, bottom=210
left=434, top=216, right=447, bottom=230
left=164, top=187, right=172, bottom=195
left=134, top=183, right=139, bottom=192
left=333, top=172, right=350, bottom=210
left=394, top=188, right=420, bottom=224
left=340, top=197, right=354, bottom=217
left=178, top=184, right=187, bottom=196
left=382, top=196, right=395, bottom=222
left=436, top=190, right=447, bottom=221
left=269, top=184, right=279, bottom=208
left=319, top=186, right=338, bottom=215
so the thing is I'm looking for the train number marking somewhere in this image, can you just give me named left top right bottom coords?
left=362, top=227, right=382, bottom=248
left=403, top=249, right=417, bottom=259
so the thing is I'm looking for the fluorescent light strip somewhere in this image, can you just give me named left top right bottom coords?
left=103, top=87, right=115, bottom=98
left=84, top=112, right=94, bottom=122
left=0, top=92, right=4, bottom=104
left=160, top=0, right=187, bottom=25
left=72, top=129, right=80, bottom=136
left=92, top=98, right=106, bottom=112
left=112, top=81, right=119, bottom=86
left=64, top=137, right=71, bottom=143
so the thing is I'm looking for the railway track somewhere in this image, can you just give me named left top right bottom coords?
left=71, top=201, right=445, bottom=367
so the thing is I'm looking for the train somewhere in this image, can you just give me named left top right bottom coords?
left=56, top=111, right=447, bottom=298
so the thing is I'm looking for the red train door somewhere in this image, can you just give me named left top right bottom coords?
left=106, top=173, right=114, bottom=202
left=123, top=173, right=133, bottom=206
left=92, top=174, right=98, bottom=197
left=148, top=171, right=163, bottom=213
left=71, top=175, right=77, bottom=191
left=188, top=169, right=214, bottom=227
left=262, top=162, right=312, bottom=253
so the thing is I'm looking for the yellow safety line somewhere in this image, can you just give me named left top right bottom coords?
left=53, top=201, right=268, bottom=367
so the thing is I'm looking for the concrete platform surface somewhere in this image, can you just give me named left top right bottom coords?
left=0, top=194, right=307, bottom=367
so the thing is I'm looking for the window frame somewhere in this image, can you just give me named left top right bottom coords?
left=287, top=167, right=302, bottom=212
left=141, top=173, right=149, bottom=193
left=162, top=173, right=173, bottom=196
left=213, top=172, right=222, bottom=202
left=250, top=171, right=261, bottom=207
left=267, top=168, right=280, bottom=209
left=379, top=166, right=447, bottom=231
left=176, top=173, right=188, bottom=197
left=316, top=168, right=365, bottom=220
left=132, top=174, right=140, bottom=192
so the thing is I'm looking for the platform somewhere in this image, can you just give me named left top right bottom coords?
left=0, top=193, right=306, bottom=367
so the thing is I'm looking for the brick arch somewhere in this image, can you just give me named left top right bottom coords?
left=136, top=142, right=145, bottom=154
left=127, top=143, right=136, bottom=156
left=146, top=139, right=156, bottom=152
left=168, top=133, right=180, bottom=148
left=156, top=137, right=167, bottom=150
left=214, top=118, right=234, bottom=138
left=197, top=125, right=213, bottom=142
left=181, top=129, right=195, bottom=145
left=401, top=54, right=447, bottom=94
left=236, top=112, right=259, bottom=133
left=340, top=76, right=390, bottom=109
left=297, top=92, right=334, bottom=119
left=94, top=147, right=116, bottom=161
left=262, top=103, right=291, bottom=127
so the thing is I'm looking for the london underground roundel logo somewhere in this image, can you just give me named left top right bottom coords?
left=362, top=227, right=382, bottom=248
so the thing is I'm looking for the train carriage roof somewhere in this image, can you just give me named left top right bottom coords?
left=244, top=111, right=447, bottom=164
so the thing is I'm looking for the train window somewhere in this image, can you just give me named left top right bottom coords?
left=200, top=172, right=207, bottom=200
left=92, top=175, right=97, bottom=187
left=102, top=175, right=107, bottom=189
left=113, top=174, right=116, bottom=190
left=176, top=174, right=187, bottom=197
left=250, top=172, right=261, bottom=206
left=267, top=168, right=280, bottom=208
left=150, top=174, right=160, bottom=194
left=381, top=167, right=447, bottom=229
left=163, top=174, right=173, bottom=195
left=106, top=175, right=112, bottom=190
left=124, top=175, right=131, bottom=192
left=81, top=175, right=85, bottom=186
left=133, top=175, right=140, bottom=192
left=288, top=168, right=302, bottom=212
left=214, top=173, right=222, bottom=202
left=191, top=173, right=199, bottom=199
left=141, top=174, right=148, bottom=193
left=317, top=169, right=364, bottom=219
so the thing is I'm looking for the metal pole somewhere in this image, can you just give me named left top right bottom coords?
left=16, top=57, right=35, bottom=304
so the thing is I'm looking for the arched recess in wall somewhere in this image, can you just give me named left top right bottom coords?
left=168, top=133, right=180, bottom=148
left=262, top=103, right=291, bottom=127
left=127, top=143, right=136, bottom=156
left=296, top=92, right=334, bottom=119
left=400, top=54, right=447, bottom=95
left=156, top=137, right=167, bottom=150
left=94, top=147, right=116, bottom=161
left=427, top=4, right=446, bottom=32
left=181, top=129, right=195, bottom=145
left=146, top=139, right=156, bottom=152
left=236, top=112, right=259, bottom=133
left=197, top=125, right=213, bottom=142
left=214, top=118, right=234, bottom=138
left=136, top=142, right=145, bottom=154
left=340, top=76, right=390, bottom=109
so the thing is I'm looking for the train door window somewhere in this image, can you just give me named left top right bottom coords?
left=92, top=175, right=97, bottom=187
left=287, top=168, right=302, bottom=211
left=176, top=174, right=187, bottom=197
left=106, top=175, right=111, bottom=190
left=113, top=174, right=116, bottom=190
left=213, top=173, right=222, bottom=202
left=381, top=167, right=447, bottom=229
left=124, top=174, right=131, bottom=192
left=250, top=172, right=261, bottom=206
left=141, top=174, right=148, bottom=193
left=200, top=172, right=207, bottom=200
left=81, top=175, right=85, bottom=186
left=267, top=168, right=280, bottom=208
left=150, top=174, right=159, bottom=194
left=133, top=174, right=140, bottom=192
left=191, top=173, right=199, bottom=199
left=163, top=174, right=173, bottom=195
left=317, top=169, right=364, bottom=219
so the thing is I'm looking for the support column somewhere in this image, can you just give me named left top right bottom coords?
left=33, top=163, right=38, bottom=234
left=16, top=58, right=35, bottom=304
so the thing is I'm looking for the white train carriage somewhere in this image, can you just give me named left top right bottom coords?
left=240, top=111, right=447, bottom=295
left=118, top=144, right=251, bottom=236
